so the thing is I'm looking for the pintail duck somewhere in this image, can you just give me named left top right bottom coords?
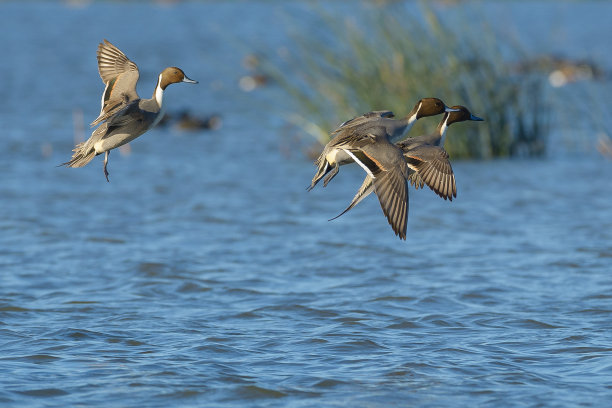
left=331, top=126, right=411, bottom=239
left=400, top=105, right=483, bottom=199
left=331, top=105, right=484, bottom=228
left=307, top=98, right=458, bottom=191
left=62, top=40, right=197, bottom=181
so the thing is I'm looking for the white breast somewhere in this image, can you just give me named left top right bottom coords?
left=326, top=148, right=352, bottom=165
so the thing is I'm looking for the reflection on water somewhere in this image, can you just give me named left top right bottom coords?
left=1, top=1, right=612, bottom=407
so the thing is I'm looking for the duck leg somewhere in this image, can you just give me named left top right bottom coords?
left=103, top=151, right=110, bottom=182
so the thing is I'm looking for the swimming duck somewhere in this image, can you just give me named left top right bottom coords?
left=62, top=40, right=197, bottom=181
left=307, top=98, right=458, bottom=191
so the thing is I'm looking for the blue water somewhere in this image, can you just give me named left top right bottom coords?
left=1, top=1, right=612, bottom=407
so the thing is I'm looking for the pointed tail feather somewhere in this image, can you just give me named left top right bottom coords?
left=322, top=164, right=339, bottom=187
left=307, top=159, right=330, bottom=191
left=329, top=176, right=375, bottom=221
left=60, top=140, right=96, bottom=168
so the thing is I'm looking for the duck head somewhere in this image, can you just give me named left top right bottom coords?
left=446, top=105, right=484, bottom=124
left=159, top=67, right=198, bottom=90
left=412, top=98, right=459, bottom=119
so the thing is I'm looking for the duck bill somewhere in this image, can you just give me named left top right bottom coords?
left=183, top=76, right=198, bottom=84
left=445, top=106, right=461, bottom=112
left=470, top=114, right=484, bottom=121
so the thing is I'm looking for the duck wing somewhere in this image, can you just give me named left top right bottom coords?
left=404, top=145, right=456, bottom=201
left=352, top=136, right=409, bottom=240
left=371, top=165, right=409, bottom=240
left=91, top=40, right=140, bottom=127
left=332, top=110, right=395, bottom=134
left=102, top=100, right=147, bottom=132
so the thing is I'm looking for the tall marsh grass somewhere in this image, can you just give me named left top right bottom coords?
left=266, top=2, right=550, bottom=159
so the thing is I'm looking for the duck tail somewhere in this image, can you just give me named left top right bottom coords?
left=307, top=153, right=331, bottom=191
left=61, top=139, right=96, bottom=168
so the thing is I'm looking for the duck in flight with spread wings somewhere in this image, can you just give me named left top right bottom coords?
left=62, top=40, right=198, bottom=181
left=307, top=98, right=458, bottom=191
left=330, top=106, right=484, bottom=239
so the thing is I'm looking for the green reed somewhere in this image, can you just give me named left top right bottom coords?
left=264, top=2, right=549, bottom=159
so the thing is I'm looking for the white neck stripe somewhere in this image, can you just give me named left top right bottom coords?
left=439, top=116, right=450, bottom=146
left=154, top=73, right=164, bottom=107
left=408, top=102, right=422, bottom=125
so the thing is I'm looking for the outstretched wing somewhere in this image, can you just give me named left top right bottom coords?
left=344, top=134, right=410, bottom=240
left=404, top=145, right=456, bottom=200
left=372, top=167, right=409, bottom=240
left=91, top=39, right=140, bottom=127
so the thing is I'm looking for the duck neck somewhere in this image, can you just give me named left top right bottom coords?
left=150, top=74, right=167, bottom=128
left=405, top=101, right=422, bottom=126
left=153, top=73, right=164, bottom=108
left=436, top=113, right=451, bottom=146
left=397, top=103, right=421, bottom=140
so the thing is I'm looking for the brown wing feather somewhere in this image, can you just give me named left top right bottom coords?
left=372, top=168, right=408, bottom=240
left=91, top=40, right=140, bottom=127
left=97, top=39, right=139, bottom=84
left=404, top=146, right=456, bottom=200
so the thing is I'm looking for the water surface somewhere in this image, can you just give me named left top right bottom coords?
left=1, top=2, right=612, bottom=407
